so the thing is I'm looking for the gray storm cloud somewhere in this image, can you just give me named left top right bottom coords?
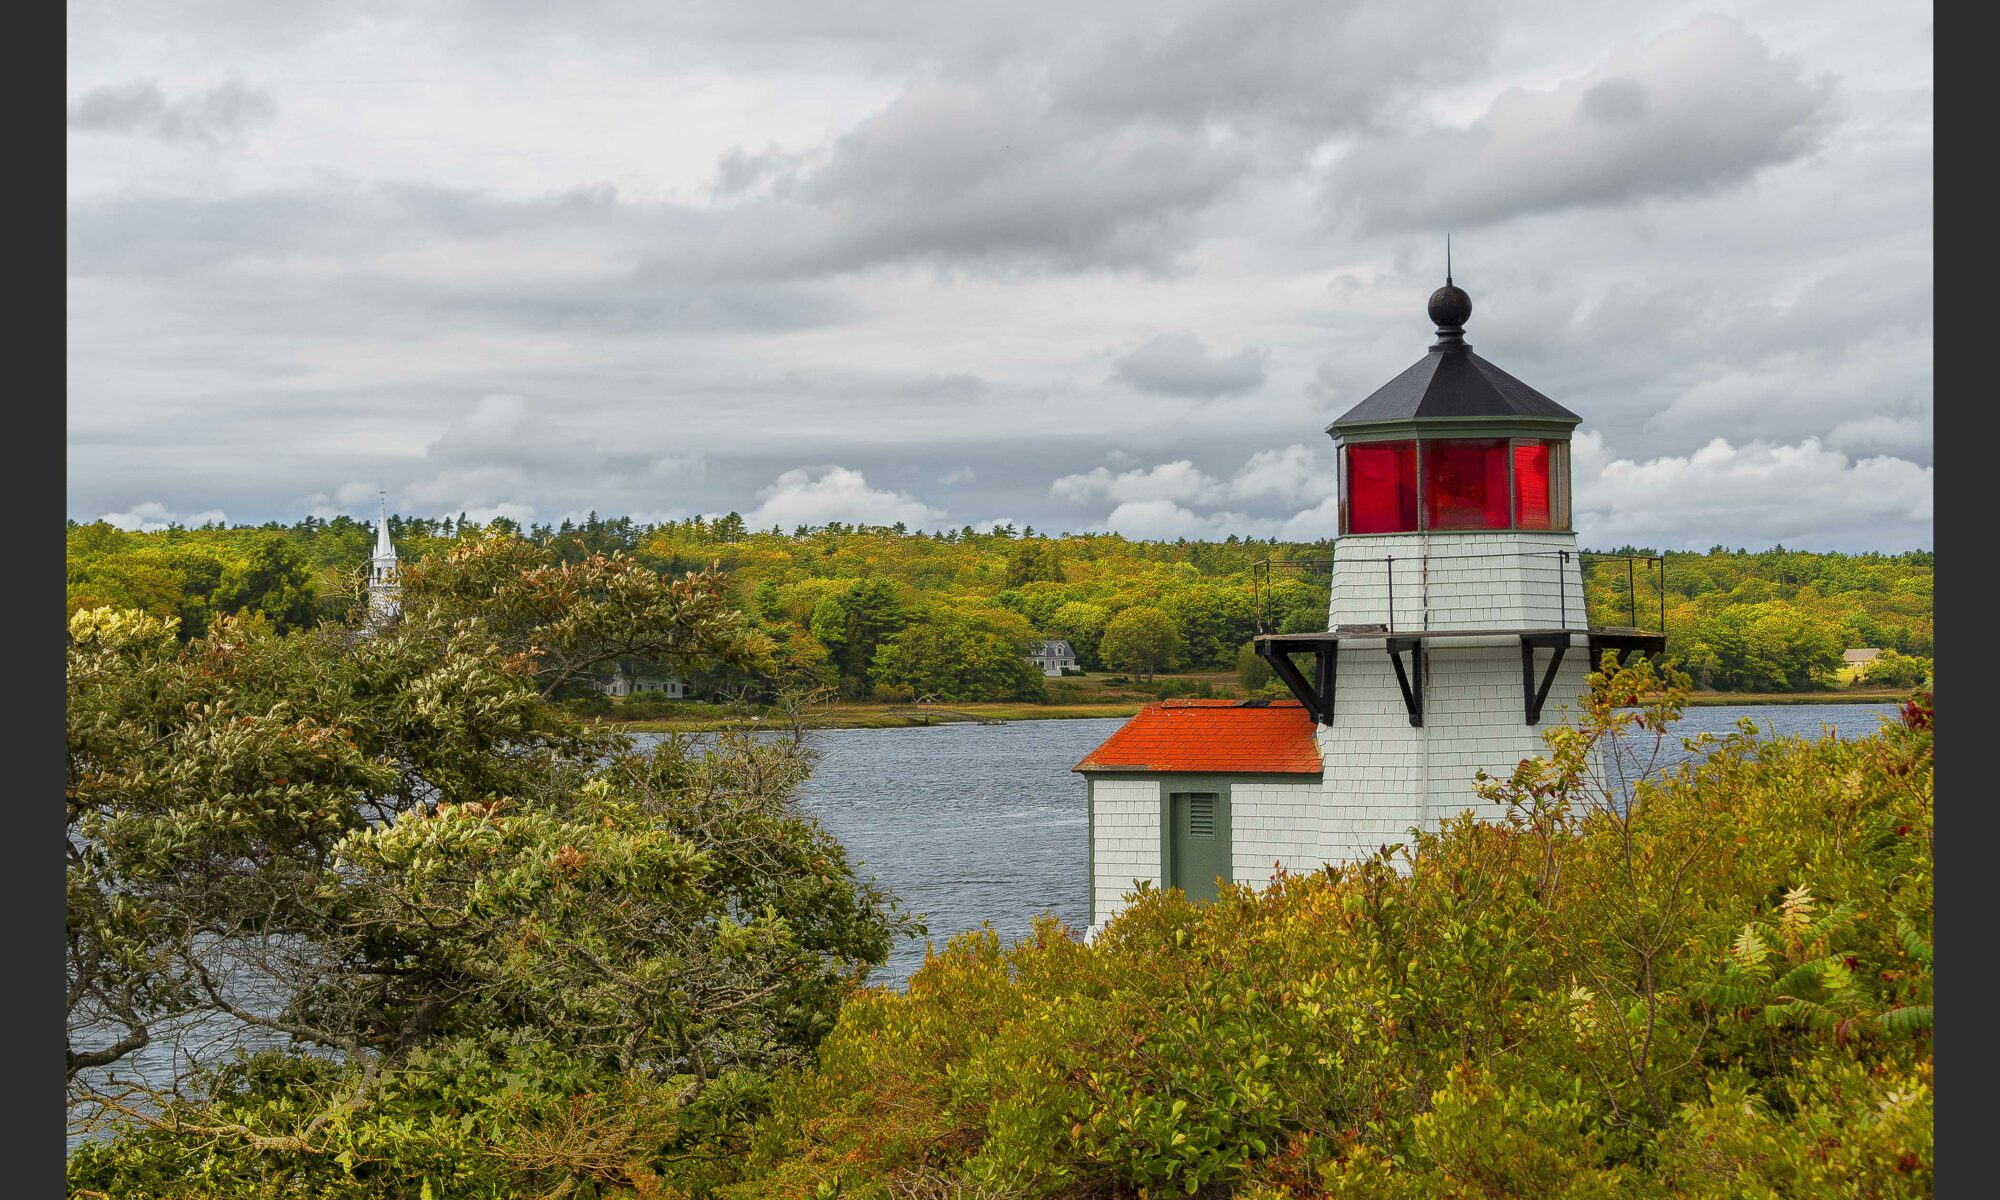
left=66, top=0, right=1931, bottom=551
left=1328, top=15, right=1842, bottom=230
left=1111, top=332, right=1269, bottom=398
left=69, top=80, right=277, bottom=143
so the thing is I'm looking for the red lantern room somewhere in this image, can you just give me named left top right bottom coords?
left=1331, top=277, right=1578, bottom=536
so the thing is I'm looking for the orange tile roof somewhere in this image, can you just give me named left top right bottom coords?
left=1073, top=699, right=1323, bottom=776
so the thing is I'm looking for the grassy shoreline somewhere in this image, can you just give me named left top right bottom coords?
left=597, top=690, right=1909, bottom=732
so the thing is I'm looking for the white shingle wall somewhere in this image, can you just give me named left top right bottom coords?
left=1315, top=533, right=1596, bottom=865
left=1091, top=779, right=1161, bottom=932
left=1328, top=532, right=1587, bottom=632
left=1317, top=646, right=1431, bottom=863
left=1230, top=779, right=1326, bottom=888
left=1089, top=776, right=1323, bottom=933
left=1419, top=641, right=1593, bottom=827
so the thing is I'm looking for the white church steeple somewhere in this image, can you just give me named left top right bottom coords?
left=367, top=491, right=401, bottom=625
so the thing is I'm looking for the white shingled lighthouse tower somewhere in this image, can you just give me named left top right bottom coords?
left=1075, top=270, right=1664, bottom=933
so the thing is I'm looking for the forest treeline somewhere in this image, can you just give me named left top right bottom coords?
left=66, top=512, right=1932, bottom=699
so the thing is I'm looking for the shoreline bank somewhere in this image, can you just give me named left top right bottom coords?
left=596, top=690, right=1910, bottom=733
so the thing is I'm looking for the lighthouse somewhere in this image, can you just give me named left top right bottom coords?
left=1075, top=272, right=1664, bottom=932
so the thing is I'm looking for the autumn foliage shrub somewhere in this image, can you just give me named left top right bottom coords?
left=70, top=643, right=1932, bottom=1198
left=717, top=660, right=1932, bottom=1198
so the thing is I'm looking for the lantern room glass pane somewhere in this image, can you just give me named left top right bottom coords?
left=1423, top=439, right=1509, bottom=530
left=1345, top=441, right=1417, bottom=534
left=1513, top=440, right=1552, bottom=529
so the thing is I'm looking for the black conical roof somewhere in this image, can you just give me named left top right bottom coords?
left=1328, top=279, right=1579, bottom=431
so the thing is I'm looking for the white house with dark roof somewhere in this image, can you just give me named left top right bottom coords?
left=1075, top=272, right=1667, bottom=933
left=1028, top=638, right=1078, bottom=676
left=593, top=664, right=687, bottom=699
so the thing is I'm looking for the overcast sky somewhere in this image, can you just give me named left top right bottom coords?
left=68, top=1, right=1932, bottom=551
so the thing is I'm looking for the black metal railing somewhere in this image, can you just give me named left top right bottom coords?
left=1251, top=558, right=1332, bottom=633
left=1579, top=552, right=1667, bottom=634
left=1253, top=550, right=1665, bottom=635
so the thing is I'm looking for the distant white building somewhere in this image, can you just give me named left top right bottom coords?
left=1028, top=638, right=1078, bottom=676
left=1843, top=648, right=1883, bottom=668
left=594, top=666, right=687, bottom=699
left=366, top=492, right=401, bottom=627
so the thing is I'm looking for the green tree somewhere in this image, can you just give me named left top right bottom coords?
left=867, top=613, right=1047, bottom=703
left=1004, top=540, right=1066, bottom=587
left=1864, top=649, right=1931, bottom=688
left=1101, top=605, right=1181, bottom=682
left=1049, top=600, right=1110, bottom=669
left=212, top=536, right=319, bottom=632
left=806, top=578, right=910, bottom=695
left=1236, top=640, right=1275, bottom=692
left=67, top=538, right=916, bottom=1189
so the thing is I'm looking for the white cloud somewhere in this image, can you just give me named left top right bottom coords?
left=461, top=502, right=539, bottom=526
left=1051, top=459, right=1223, bottom=506
left=1053, top=444, right=1335, bottom=513
left=1099, top=499, right=1263, bottom=541
left=1227, top=443, right=1336, bottom=505
left=940, top=466, right=977, bottom=485
left=381, top=393, right=713, bottom=522
left=743, top=466, right=945, bottom=530
left=1573, top=431, right=1931, bottom=549
left=100, top=500, right=227, bottom=531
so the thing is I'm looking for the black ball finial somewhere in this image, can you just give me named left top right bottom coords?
left=1428, top=281, right=1472, bottom=333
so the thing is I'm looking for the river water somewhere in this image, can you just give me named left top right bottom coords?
left=647, top=701, right=1903, bottom=988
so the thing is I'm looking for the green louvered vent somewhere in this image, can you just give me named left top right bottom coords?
left=1189, top=794, right=1215, bottom=837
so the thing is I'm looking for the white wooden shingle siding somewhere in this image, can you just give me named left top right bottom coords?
left=1316, top=639, right=1590, bottom=865
left=1088, top=779, right=1161, bottom=931
left=1318, top=532, right=1592, bottom=866
left=1088, top=775, right=1321, bottom=937
left=1227, top=779, right=1327, bottom=885
left=1328, top=532, right=1588, bottom=632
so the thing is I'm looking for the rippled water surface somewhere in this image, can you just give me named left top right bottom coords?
left=661, top=702, right=1902, bottom=987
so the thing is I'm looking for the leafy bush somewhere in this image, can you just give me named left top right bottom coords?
left=1864, top=649, right=1932, bottom=689
left=1237, top=640, right=1276, bottom=692
left=710, top=662, right=1932, bottom=1198
left=70, top=607, right=1934, bottom=1198
left=67, top=536, right=920, bottom=1197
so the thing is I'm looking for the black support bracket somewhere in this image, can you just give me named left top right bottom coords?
left=1520, top=632, right=1570, bottom=725
left=1385, top=637, right=1424, bottom=727
left=1257, top=641, right=1336, bottom=725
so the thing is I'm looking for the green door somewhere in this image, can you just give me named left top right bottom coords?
left=1166, top=790, right=1231, bottom=902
